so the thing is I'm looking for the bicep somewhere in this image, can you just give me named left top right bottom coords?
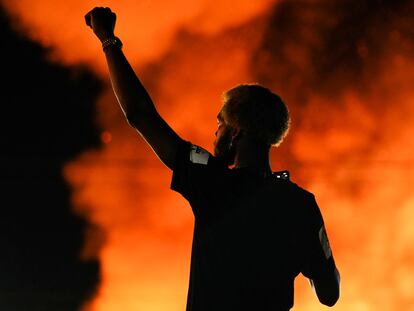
left=299, top=195, right=340, bottom=305
left=300, top=195, right=334, bottom=279
left=130, top=108, right=184, bottom=170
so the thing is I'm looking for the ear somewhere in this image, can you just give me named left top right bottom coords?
left=230, top=127, right=242, bottom=142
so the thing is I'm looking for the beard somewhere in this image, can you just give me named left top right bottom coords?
left=214, top=131, right=236, bottom=167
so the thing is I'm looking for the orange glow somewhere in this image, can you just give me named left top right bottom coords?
left=1, top=0, right=273, bottom=73
left=100, top=131, right=112, bottom=144
left=4, top=1, right=414, bottom=310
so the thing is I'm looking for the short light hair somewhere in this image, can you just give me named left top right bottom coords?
left=220, top=83, right=290, bottom=147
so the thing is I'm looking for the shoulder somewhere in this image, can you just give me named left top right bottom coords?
left=278, top=176, right=315, bottom=202
left=174, top=140, right=227, bottom=172
left=292, top=182, right=315, bottom=201
left=283, top=179, right=322, bottom=219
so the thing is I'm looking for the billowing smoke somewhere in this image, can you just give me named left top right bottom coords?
left=3, top=0, right=414, bottom=310
left=253, top=0, right=414, bottom=309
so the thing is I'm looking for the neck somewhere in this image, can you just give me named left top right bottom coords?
left=232, top=138, right=272, bottom=177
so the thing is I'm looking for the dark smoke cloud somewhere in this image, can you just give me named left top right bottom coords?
left=254, top=0, right=414, bottom=98
left=0, top=6, right=103, bottom=311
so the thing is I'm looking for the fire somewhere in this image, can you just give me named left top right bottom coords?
left=3, top=0, right=414, bottom=310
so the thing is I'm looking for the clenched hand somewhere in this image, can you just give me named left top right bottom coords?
left=85, top=7, right=116, bottom=42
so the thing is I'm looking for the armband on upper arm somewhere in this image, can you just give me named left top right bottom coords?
left=318, top=225, right=332, bottom=260
left=189, top=145, right=209, bottom=165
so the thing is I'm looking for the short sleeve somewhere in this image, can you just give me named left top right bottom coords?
left=170, top=139, right=224, bottom=216
left=299, top=194, right=337, bottom=280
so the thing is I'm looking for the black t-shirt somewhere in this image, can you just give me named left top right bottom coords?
left=170, top=140, right=337, bottom=311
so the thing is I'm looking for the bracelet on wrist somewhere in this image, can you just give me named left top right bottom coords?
left=102, top=36, right=123, bottom=51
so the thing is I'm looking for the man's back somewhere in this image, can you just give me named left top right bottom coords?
left=171, top=140, right=337, bottom=311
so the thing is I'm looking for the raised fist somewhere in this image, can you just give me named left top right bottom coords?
left=85, top=7, right=116, bottom=42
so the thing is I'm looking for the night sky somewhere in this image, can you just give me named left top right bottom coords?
left=0, top=6, right=102, bottom=310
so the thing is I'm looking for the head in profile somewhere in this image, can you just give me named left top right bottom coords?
left=214, top=83, right=290, bottom=166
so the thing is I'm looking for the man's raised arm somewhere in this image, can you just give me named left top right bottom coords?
left=85, top=7, right=183, bottom=170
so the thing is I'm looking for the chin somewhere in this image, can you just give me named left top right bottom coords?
left=216, top=152, right=235, bottom=167
left=214, top=142, right=236, bottom=166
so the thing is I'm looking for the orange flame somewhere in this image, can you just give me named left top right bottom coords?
left=4, top=0, right=414, bottom=310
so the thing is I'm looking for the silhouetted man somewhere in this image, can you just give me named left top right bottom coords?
left=85, top=7, right=340, bottom=311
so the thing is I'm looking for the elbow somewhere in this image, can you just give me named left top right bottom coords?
left=125, top=107, right=156, bottom=129
left=314, top=268, right=341, bottom=307
left=319, top=293, right=339, bottom=307
left=318, top=282, right=340, bottom=307
left=126, top=116, right=138, bottom=128
left=125, top=113, right=142, bottom=129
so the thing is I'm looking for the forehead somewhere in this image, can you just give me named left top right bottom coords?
left=217, top=111, right=224, bottom=121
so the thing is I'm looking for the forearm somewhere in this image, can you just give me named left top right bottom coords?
left=103, top=44, right=156, bottom=126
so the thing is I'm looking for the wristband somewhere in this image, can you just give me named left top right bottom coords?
left=102, top=36, right=123, bottom=51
